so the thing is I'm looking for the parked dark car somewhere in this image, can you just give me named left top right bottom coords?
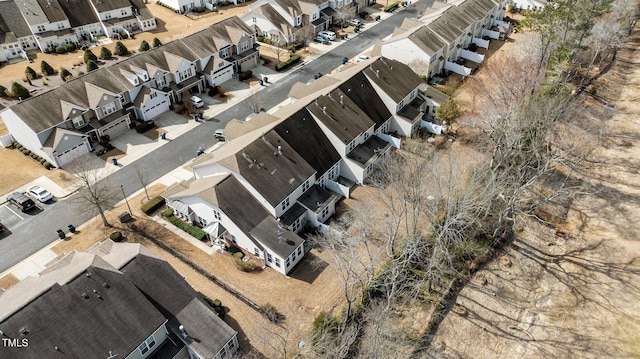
left=7, top=192, right=35, bottom=212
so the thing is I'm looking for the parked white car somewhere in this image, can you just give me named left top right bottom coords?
left=314, top=35, right=329, bottom=44
left=355, top=55, right=370, bottom=63
left=318, top=30, right=336, bottom=41
left=348, top=19, right=363, bottom=27
left=190, top=95, right=204, bottom=108
left=27, top=185, right=53, bottom=203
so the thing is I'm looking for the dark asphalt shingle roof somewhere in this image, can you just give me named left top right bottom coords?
left=0, top=1, right=32, bottom=39
left=0, top=260, right=166, bottom=358
left=274, top=108, right=342, bottom=176
left=339, top=72, right=392, bottom=131
left=38, top=0, right=68, bottom=23
left=90, top=0, right=132, bottom=13
left=363, top=57, right=422, bottom=104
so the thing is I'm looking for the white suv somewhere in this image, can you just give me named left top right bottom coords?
left=190, top=95, right=204, bottom=108
left=318, top=30, right=336, bottom=41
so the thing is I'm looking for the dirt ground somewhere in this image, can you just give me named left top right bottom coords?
left=0, top=180, right=352, bottom=357
left=429, top=25, right=640, bottom=359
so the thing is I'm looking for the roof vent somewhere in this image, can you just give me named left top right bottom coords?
left=322, top=106, right=327, bottom=114
left=340, top=94, right=344, bottom=106
left=289, top=178, right=295, bottom=184
left=20, top=328, right=29, bottom=335
left=347, top=88, right=351, bottom=93
left=179, top=325, right=189, bottom=339
left=82, top=293, right=90, bottom=299
left=316, top=201, right=321, bottom=208
left=103, top=282, right=110, bottom=289
left=376, top=70, right=380, bottom=78
left=85, top=272, right=91, bottom=277
left=276, top=145, right=283, bottom=156
left=93, top=289, right=102, bottom=299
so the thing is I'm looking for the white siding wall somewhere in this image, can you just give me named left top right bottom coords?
left=340, top=158, right=364, bottom=184
left=0, top=109, right=57, bottom=164
left=274, top=174, right=316, bottom=218
left=124, top=323, right=168, bottom=359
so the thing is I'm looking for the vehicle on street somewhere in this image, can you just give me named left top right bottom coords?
left=314, top=35, right=329, bottom=44
left=355, top=55, right=370, bottom=63
left=349, top=19, right=364, bottom=27
left=318, top=30, right=336, bottom=41
left=190, top=95, right=204, bottom=108
left=7, top=192, right=36, bottom=212
left=214, top=129, right=225, bottom=141
left=27, top=185, right=53, bottom=203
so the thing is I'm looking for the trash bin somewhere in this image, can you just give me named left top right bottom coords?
left=264, top=77, right=268, bottom=83
left=57, top=229, right=65, bottom=239
left=160, top=132, right=166, bottom=140
left=341, top=57, right=348, bottom=65
left=67, top=224, right=76, bottom=233
left=313, top=74, right=319, bottom=80
left=111, top=158, right=118, bottom=166
left=259, top=79, right=264, bottom=86
left=196, top=147, right=204, bottom=156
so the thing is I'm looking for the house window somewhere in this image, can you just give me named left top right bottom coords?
left=138, top=335, right=156, bottom=355
left=347, top=140, right=356, bottom=153
left=213, top=210, right=221, bottom=220
left=239, top=41, right=250, bottom=53
left=230, top=234, right=236, bottom=243
left=120, top=96, right=126, bottom=104
left=321, top=206, right=329, bottom=219
left=220, top=347, right=227, bottom=358
left=57, top=22, right=64, bottom=30
left=150, top=92, right=157, bottom=99
left=286, top=258, right=291, bottom=267
left=121, top=9, right=127, bottom=16
left=72, top=115, right=85, bottom=128
left=102, top=102, right=116, bottom=116
left=281, top=197, right=290, bottom=211
left=302, top=180, right=310, bottom=192
left=328, top=165, right=337, bottom=180
left=229, top=340, right=235, bottom=350
left=156, top=76, right=166, bottom=87
left=220, top=47, right=229, bottom=58
left=297, top=246, right=302, bottom=255
left=318, top=177, right=325, bottom=188
left=198, top=217, right=207, bottom=226
left=37, top=25, right=46, bottom=32
left=254, top=247, right=259, bottom=256
left=275, top=258, right=281, bottom=267
left=267, top=253, right=273, bottom=262
left=105, top=13, right=112, bottom=20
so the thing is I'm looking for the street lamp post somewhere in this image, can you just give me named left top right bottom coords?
left=121, top=185, right=132, bottom=214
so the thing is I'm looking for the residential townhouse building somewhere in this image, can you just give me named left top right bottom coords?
left=241, top=0, right=351, bottom=44
left=0, top=240, right=239, bottom=359
left=163, top=173, right=307, bottom=275
left=0, top=1, right=37, bottom=62
left=0, top=0, right=155, bottom=60
left=379, top=0, right=509, bottom=77
left=1, top=16, right=258, bottom=167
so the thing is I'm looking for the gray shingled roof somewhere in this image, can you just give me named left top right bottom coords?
left=90, top=0, right=132, bottom=13
left=37, top=0, right=68, bottom=23
left=363, top=57, right=422, bottom=103
left=0, top=1, right=32, bottom=39
left=60, top=0, right=100, bottom=27
left=0, top=254, right=167, bottom=358
left=306, top=91, right=375, bottom=145
left=339, top=72, right=393, bottom=131
left=273, top=108, right=342, bottom=176
left=408, top=26, right=447, bottom=56
left=120, top=254, right=237, bottom=359
left=218, top=130, right=316, bottom=207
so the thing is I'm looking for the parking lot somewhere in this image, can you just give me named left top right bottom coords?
left=0, top=195, right=55, bottom=234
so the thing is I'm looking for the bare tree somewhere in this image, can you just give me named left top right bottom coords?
left=182, top=91, right=197, bottom=115
left=273, top=41, right=286, bottom=63
left=67, top=155, right=118, bottom=227
left=134, top=165, right=150, bottom=200
left=298, top=25, right=315, bottom=53
left=243, top=87, right=264, bottom=114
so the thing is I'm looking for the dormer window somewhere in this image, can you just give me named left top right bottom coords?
left=102, top=102, right=116, bottom=116
left=156, top=76, right=166, bottom=87
left=72, top=115, right=85, bottom=128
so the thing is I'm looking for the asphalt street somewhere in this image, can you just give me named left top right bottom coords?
left=0, top=4, right=423, bottom=272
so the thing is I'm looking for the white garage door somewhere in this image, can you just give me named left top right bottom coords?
left=212, top=66, right=234, bottom=86
left=144, top=100, right=169, bottom=120
left=57, top=142, right=89, bottom=166
left=101, top=118, right=129, bottom=138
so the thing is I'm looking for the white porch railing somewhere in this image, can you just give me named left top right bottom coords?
left=459, top=49, right=485, bottom=63
left=472, top=37, right=490, bottom=49
left=420, top=120, right=444, bottom=135
left=493, top=19, right=510, bottom=28
left=483, top=29, right=500, bottom=40
left=326, top=179, right=350, bottom=198
left=377, top=133, right=402, bottom=148
left=445, top=61, right=472, bottom=76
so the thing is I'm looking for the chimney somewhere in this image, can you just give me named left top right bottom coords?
left=376, top=69, right=380, bottom=78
